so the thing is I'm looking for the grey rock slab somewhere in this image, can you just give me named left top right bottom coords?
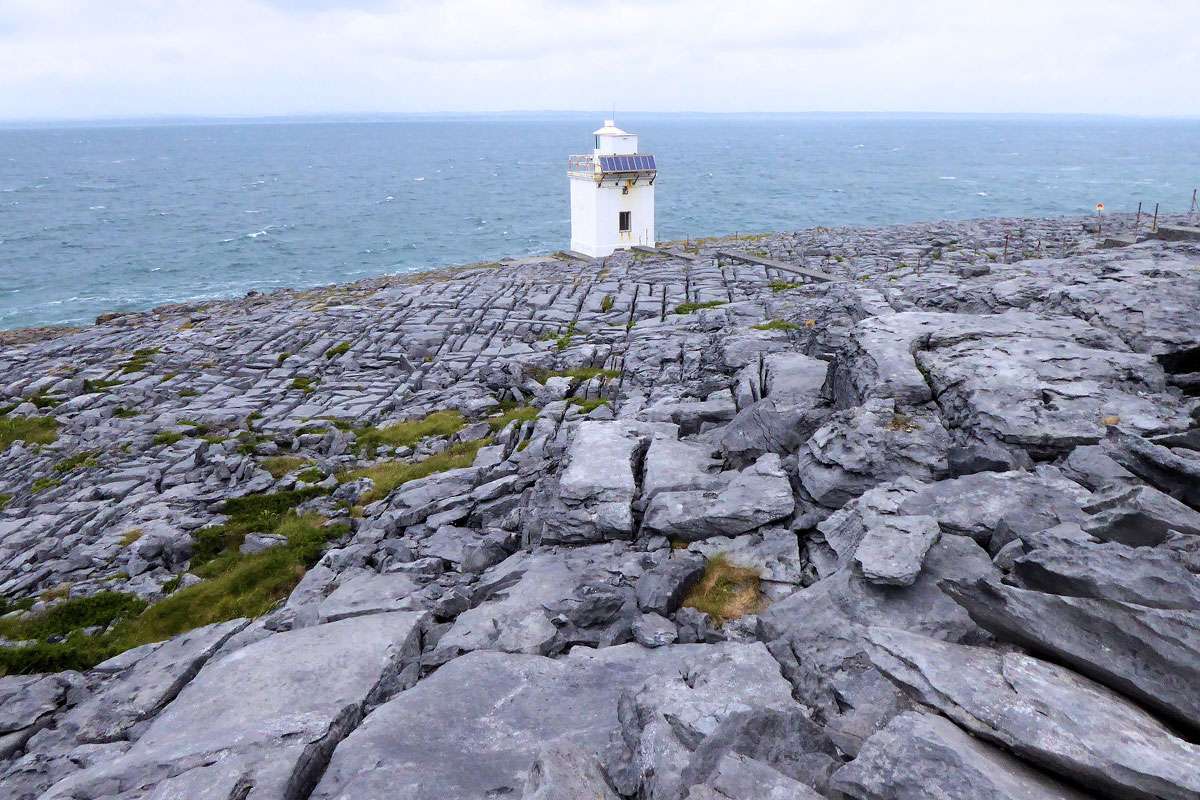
left=1012, top=535, right=1200, bottom=609
left=317, top=572, right=426, bottom=623
left=312, top=642, right=774, bottom=800
left=918, top=332, right=1190, bottom=457
left=642, top=453, right=795, bottom=541
left=66, top=618, right=249, bottom=745
left=632, top=612, right=678, bottom=647
left=719, top=397, right=826, bottom=467
left=684, top=527, right=806, bottom=586
left=1104, top=426, right=1200, bottom=508
left=797, top=398, right=949, bottom=508
left=616, top=641, right=799, bottom=800
left=1081, top=483, right=1200, bottom=546
left=898, top=469, right=1090, bottom=550
left=380, top=466, right=481, bottom=527
left=635, top=552, right=706, bottom=614
left=866, top=626, right=1200, bottom=800
left=759, top=534, right=994, bottom=754
left=829, top=711, right=1092, bottom=800
left=531, top=421, right=651, bottom=545
left=943, top=576, right=1200, bottom=731
left=679, top=707, right=841, bottom=797
left=431, top=543, right=642, bottom=661
left=521, top=745, right=622, bottom=800
left=640, top=434, right=724, bottom=508
left=44, top=611, right=427, bottom=800
left=0, top=673, right=76, bottom=735
left=690, top=753, right=825, bottom=800
left=853, top=514, right=940, bottom=586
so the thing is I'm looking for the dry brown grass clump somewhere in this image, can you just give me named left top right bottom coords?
left=681, top=554, right=763, bottom=625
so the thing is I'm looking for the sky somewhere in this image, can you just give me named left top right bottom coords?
left=1, top=0, right=1198, bottom=121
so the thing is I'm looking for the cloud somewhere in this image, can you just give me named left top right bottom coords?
left=0, top=0, right=1197, bottom=119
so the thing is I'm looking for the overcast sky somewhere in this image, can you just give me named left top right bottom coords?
left=1, top=0, right=1198, bottom=121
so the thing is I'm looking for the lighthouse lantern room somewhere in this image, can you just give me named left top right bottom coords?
left=567, top=120, right=656, bottom=258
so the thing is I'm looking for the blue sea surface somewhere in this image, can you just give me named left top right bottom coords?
left=1, top=113, right=1197, bottom=330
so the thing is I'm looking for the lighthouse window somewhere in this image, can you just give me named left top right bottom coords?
left=618, top=211, right=631, bottom=233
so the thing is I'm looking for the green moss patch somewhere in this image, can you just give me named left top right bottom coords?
left=752, top=319, right=800, bottom=332
left=674, top=300, right=726, bottom=315
left=324, top=341, right=351, bottom=359
left=120, top=348, right=161, bottom=375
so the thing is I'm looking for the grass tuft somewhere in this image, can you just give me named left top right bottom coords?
left=0, top=416, right=59, bottom=449
left=54, top=450, right=100, bottom=473
left=681, top=555, right=762, bottom=625
left=536, top=367, right=619, bottom=384
left=153, top=430, right=184, bottom=447
left=486, top=405, right=539, bottom=431
left=0, top=515, right=346, bottom=676
left=569, top=397, right=609, bottom=413
left=190, top=487, right=328, bottom=567
left=353, top=410, right=466, bottom=455
left=31, top=476, right=61, bottom=494
left=768, top=280, right=801, bottom=293
left=291, top=376, right=317, bottom=393
left=338, top=440, right=484, bottom=506
left=259, top=456, right=311, bottom=479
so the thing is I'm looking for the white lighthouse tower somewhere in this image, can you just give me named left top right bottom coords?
left=567, top=120, right=656, bottom=258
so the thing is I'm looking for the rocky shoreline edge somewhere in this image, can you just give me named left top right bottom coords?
left=1, top=212, right=1198, bottom=799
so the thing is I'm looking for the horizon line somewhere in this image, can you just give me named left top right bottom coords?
left=3, top=109, right=1200, bottom=129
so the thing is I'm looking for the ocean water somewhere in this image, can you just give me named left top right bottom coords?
left=2, top=113, right=1198, bottom=330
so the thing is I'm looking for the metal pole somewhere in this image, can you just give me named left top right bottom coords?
left=1152, top=203, right=1159, bottom=233
left=1002, top=233, right=1009, bottom=263
left=1134, top=201, right=1142, bottom=237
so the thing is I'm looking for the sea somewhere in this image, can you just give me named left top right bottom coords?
left=2, top=113, right=1198, bottom=331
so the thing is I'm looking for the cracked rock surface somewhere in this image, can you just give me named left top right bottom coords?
left=2, top=213, right=1199, bottom=799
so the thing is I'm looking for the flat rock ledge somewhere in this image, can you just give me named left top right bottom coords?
left=1, top=212, right=1199, bottom=800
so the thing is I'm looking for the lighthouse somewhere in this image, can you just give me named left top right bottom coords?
left=567, top=120, right=656, bottom=258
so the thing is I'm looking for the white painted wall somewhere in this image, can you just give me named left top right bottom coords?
left=570, top=177, right=655, bottom=257
left=596, top=133, right=638, bottom=155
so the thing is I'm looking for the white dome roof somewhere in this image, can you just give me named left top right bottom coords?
left=592, top=120, right=629, bottom=136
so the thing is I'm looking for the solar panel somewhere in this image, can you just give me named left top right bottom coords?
left=599, top=155, right=656, bottom=172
